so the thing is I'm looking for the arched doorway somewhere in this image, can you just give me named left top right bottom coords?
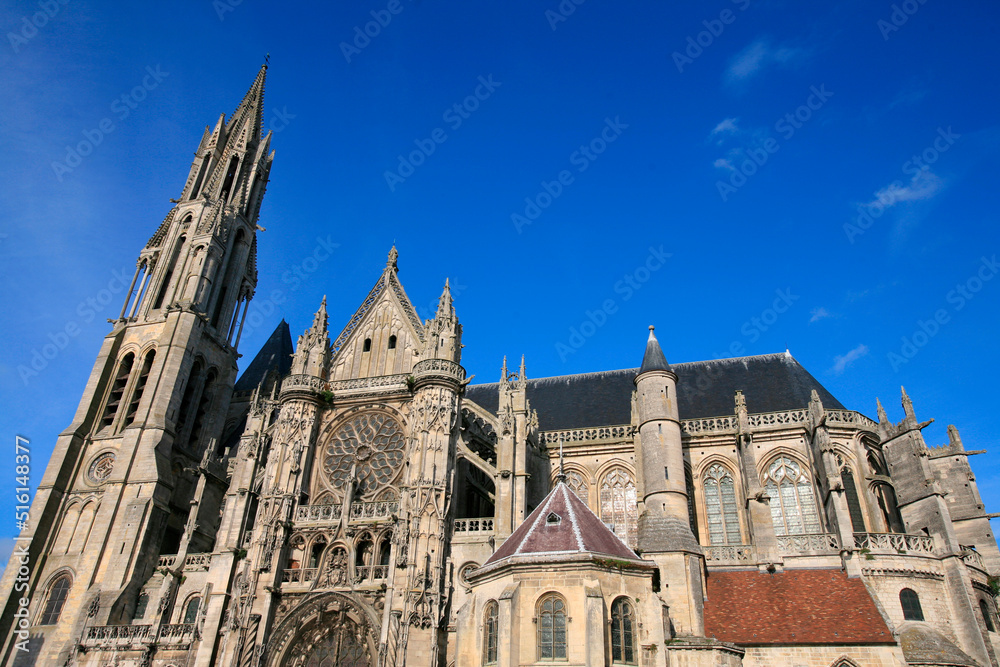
left=267, top=593, right=378, bottom=667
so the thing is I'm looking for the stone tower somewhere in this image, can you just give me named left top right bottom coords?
left=0, top=64, right=274, bottom=666
left=633, top=326, right=706, bottom=636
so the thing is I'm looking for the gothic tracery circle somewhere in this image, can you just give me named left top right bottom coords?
left=88, top=452, right=116, bottom=483
left=323, top=413, right=405, bottom=496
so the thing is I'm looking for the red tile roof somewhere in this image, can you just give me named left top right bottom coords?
left=703, top=569, right=895, bottom=645
left=483, top=483, right=638, bottom=566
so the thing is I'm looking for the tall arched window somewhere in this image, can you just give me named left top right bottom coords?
left=685, top=464, right=699, bottom=540
left=981, top=599, right=996, bottom=633
left=600, top=468, right=638, bottom=548
left=873, top=482, right=905, bottom=533
left=900, top=588, right=924, bottom=621
left=610, top=597, right=637, bottom=665
left=483, top=600, right=499, bottom=665
left=763, top=457, right=822, bottom=536
left=152, top=234, right=186, bottom=310
left=388, top=335, right=397, bottom=350
left=100, top=353, right=135, bottom=429
left=124, top=349, right=155, bottom=426
left=703, top=464, right=741, bottom=545
left=40, top=575, right=71, bottom=625
left=840, top=466, right=866, bottom=532
left=134, top=593, right=149, bottom=620
left=183, top=596, right=200, bottom=624
left=537, top=594, right=567, bottom=660
left=564, top=471, right=588, bottom=504
left=188, top=369, right=217, bottom=451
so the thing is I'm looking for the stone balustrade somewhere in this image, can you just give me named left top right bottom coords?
left=281, top=567, right=318, bottom=585
left=296, top=503, right=343, bottom=523
left=350, top=501, right=398, bottom=520
left=854, top=532, right=936, bottom=555
left=454, top=518, right=494, bottom=533
left=777, top=533, right=841, bottom=555
left=961, top=545, right=987, bottom=570
left=83, top=624, right=153, bottom=648
left=412, top=358, right=466, bottom=383
left=704, top=544, right=756, bottom=564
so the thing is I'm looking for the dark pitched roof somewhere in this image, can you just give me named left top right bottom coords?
left=483, top=482, right=638, bottom=567
left=703, top=569, right=894, bottom=645
left=898, top=622, right=978, bottom=666
left=234, top=320, right=293, bottom=392
left=464, top=352, right=844, bottom=430
left=639, top=327, right=671, bottom=374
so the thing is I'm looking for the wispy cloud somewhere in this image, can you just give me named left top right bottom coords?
left=710, top=117, right=740, bottom=140
left=724, top=38, right=807, bottom=87
left=867, top=170, right=942, bottom=208
left=714, top=157, right=735, bottom=171
left=810, top=307, right=832, bottom=323
left=831, top=344, right=869, bottom=375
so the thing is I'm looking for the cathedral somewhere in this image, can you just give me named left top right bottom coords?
left=4, top=65, right=1000, bottom=667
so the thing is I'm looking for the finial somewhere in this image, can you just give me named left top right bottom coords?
left=649, top=325, right=654, bottom=331
left=876, top=397, right=888, bottom=424
left=387, top=245, right=399, bottom=271
left=501, top=355, right=508, bottom=382
left=264, top=53, right=270, bottom=68
left=901, top=386, right=915, bottom=420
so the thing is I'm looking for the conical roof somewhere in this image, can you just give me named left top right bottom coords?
left=639, top=326, right=670, bottom=374
left=482, top=482, right=639, bottom=567
left=234, top=320, right=293, bottom=392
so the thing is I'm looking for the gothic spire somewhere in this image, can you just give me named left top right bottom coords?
left=638, top=325, right=671, bottom=374
left=311, top=295, right=328, bottom=335
left=500, top=355, right=508, bottom=382
left=876, top=397, right=888, bottom=424
left=435, top=278, right=453, bottom=319
left=901, top=386, right=915, bottom=421
left=226, top=62, right=268, bottom=142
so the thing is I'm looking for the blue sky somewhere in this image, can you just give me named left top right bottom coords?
left=1, top=0, right=999, bottom=561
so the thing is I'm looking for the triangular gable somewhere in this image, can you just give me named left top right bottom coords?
left=328, top=268, right=426, bottom=381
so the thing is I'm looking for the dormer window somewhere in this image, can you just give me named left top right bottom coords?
left=546, top=512, right=561, bottom=525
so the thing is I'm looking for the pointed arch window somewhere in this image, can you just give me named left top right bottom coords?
left=483, top=600, right=499, bottom=665
left=152, top=234, right=186, bottom=310
left=564, top=470, right=588, bottom=504
left=124, top=350, right=155, bottom=426
left=600, top=468, right=638, bottom=548
left=703, top=464, right=741, bottom=545
left=40, top=575, right=71, bottom=625
left=190, top=156, right=210, bottom=200
left=388, top=335, right=397, bottom=350
left=900, top=588, right=924, bottom=621
left=183, top=596, right=200, bottom=624
left=982, top=599, right=996, bottom=632
left=840, top=466, right=866, bottom=532
left=100, top=353, right=135, bottom=429
left=764, top=456, right=822, bottom=536
left=134, top=593, right=149, bottom=620
left=188, top=369, right=217, bottom=451
left=537, top=593, right=567, bottom=660
left=610, top=597, right=637, bottom=665
left=220, top=154, right=240, bottom=203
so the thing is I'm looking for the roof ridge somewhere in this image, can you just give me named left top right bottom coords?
left=513, top=484, right=562, bottom=556
left=559, top=484, right=585, bottom=551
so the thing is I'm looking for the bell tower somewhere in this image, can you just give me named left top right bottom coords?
left=0, top=63, right=275, bottom=667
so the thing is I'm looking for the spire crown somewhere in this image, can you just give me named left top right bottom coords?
left=638, top=325, right=671, bottom=375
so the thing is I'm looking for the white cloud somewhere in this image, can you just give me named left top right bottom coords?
left=831, top=344, right=869, bottom=375
left=714, top=158, right=735, bottom=171
left=810, top=307, right=832, bottom=323
left=724, top=38, right=806, bottom=86
left=867, top=170, right=942, bottom=209
left=711, top=117, right=739, bottom=136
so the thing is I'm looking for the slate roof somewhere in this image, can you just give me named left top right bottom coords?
left=703, top=569, right=895, bottom=645
left=234, top=320, right=293, bottom=392
left=464, top=352, right=846, bottom=430
left=482, top=482, right=639, bottom=567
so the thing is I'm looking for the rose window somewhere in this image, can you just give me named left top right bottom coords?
left=323, top=413, right=405, bottom=495
left=88, top=452, right=116, bottom=483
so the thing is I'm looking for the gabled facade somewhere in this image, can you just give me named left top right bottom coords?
left=3, top=67, right=1000, bottom=667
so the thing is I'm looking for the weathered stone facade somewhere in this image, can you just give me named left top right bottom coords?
left=1, top=66, right=999, bottom=667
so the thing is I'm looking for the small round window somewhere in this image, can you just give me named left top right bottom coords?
left=88, top=452, right=116, bottom=483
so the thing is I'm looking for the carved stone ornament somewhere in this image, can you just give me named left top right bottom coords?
left=88, top=452, right=116, bottom=483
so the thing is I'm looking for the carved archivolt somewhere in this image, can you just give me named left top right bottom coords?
left=265, top=592, right=379, bottom=667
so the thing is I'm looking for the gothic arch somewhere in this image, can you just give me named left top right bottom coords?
left=594, top=459, right=634, bottom=483
left=694, top=453, right=742, bottom=480
left=35, top=568, right=74, bottom=625
left=265, top=592, right=379, bottom=667
left=754, top=446, right=812, bottom=478
left=831, top=658, right=860, bottom=667
left=597, top=466, right=638, bottom=549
